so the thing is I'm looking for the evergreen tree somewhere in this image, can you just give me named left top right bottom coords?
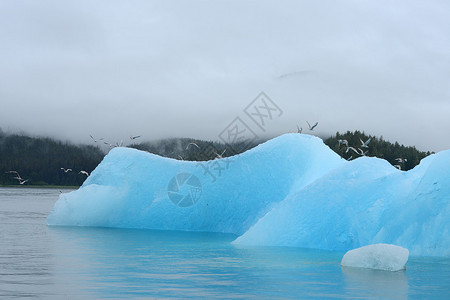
left=323, top=131, right=431, bottom=170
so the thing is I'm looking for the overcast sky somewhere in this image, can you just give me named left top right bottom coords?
left=0, top=0, right=449, bottom=151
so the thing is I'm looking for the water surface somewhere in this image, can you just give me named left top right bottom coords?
left=1, top=187, right=449, bottom=298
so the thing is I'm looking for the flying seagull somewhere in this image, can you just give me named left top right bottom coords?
left=5, top=171, right=20, bottom=176
left=104, top=141, right=114, bottom=148
left=394, top=164, right=402, bottom=170
left=346, top=147, right=359, bottom=154
left=7, top=171, right=23, bottom=180
left=395, top=158, right=407, bottom=163
left=6, top=171, right=28, bottom=184
left=214, top=149, right=226, bottom=159
left=79, top=170, right=89, bottom=177
left=13, top=175, right=24, bottom=181
left=338, top=139, right=349, bottom=147
left=360, top=138, right=371, bottom=148
left=358, top=148, right=369, bottom=156
left=186, top=142, right=200, bottom=150
left=130, top=135, right=141, bottom=140
left=18, top=179, right=29, bottom=185
left=60, top=168, right=72, bottom=173
left=307, top=121, right=318, bottom=131
left=90, top=135, right=104, bottom=143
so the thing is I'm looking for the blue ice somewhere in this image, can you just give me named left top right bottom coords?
left=47, top=134, right=450, bottom=257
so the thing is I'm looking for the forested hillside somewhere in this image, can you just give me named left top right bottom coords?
left=0, top=130, right=104, bottom=186
left=131, top=137, right=262, bottom=161
left=0, top=128, right=433, bottom=186
left=324, top=131, right=432, bottom=170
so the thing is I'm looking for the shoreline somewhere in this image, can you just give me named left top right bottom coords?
left=0, top=185, right=79, bottom=189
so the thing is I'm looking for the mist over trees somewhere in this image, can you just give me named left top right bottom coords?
left=0, top=129, right=104, bottom=186
left=0, top=128, right=433, bottom=186
left=131, top=138, right=262, bottom=161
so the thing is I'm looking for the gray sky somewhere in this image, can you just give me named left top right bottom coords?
left=1, top=0, right=449, bottom=152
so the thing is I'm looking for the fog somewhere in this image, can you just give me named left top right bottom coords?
left=1, top=0, right=449, bottom=151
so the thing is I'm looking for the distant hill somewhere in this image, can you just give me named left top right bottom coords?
left=0, top=128, right=432, bottom=186
left=0, top=129, right=104, bottom=186
left=323, top=130, right=432, bottom=171
left=130, top=137, right=263, bottom=161
left=132, top=131, right=431, bottom=171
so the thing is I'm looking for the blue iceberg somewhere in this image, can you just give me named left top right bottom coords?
left=47, top=134, right=450, bottom=257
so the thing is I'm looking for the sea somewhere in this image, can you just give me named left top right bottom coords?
left=1, top=187, right=449, bottom=299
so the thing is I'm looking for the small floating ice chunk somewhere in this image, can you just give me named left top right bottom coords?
left=341, top=244, right=409, bottom=271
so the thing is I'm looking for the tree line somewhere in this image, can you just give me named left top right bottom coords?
left=0, top=129, right=104, bottom=186
left=131, top=137, right=262, bottom=161
left=323, top=130, right=432, bottom=170
left=0, top=128, right=433, bottom=186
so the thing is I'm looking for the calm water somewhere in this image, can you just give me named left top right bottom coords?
left=1, top=188, right=449, bottom=299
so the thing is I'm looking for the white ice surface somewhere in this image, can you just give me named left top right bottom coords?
left=341, top=244, right=409, bottom=271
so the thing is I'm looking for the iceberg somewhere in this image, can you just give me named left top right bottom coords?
left=47, top=134, right=450, bottom=257
left=233, top=148, right=450, bottom=257
left=47, top=134, right=343, bottom=234
left=341, top=244, right=409, bottom=271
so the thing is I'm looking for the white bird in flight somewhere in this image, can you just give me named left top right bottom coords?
left=5, top=170, right=20, bottom=176
left=79, top=170, right=89, bottom=177
left=395, top=158, right=407, bottom=163
left=60, top=168, right=72, bottom=173
left=186, top=142, right=200, bottom=150
left=12, top=175, right=23, bottom=181
left=345, top=147, right=367, bottom=156
left=394, top=164, right=402, bottom=170
left=358, top=148, right=368, bottom=156
left=90, top=135, right=104, bottom=143
left=346, top=146, right=359, bottom=154
left=6, top=171, right=29, bottom=184
left=338, top=139, right=349, bottom=147
left=104, top=141, right=114, bottom=148
left=6, top=171, right=25, bottom=181
left=360, top=138, right=371, bottom=148
left=130, top=135, right=141, bottom=140
left=307, top=121, right=319, bottom=131
left=18, top=179, right=29, bottom=185
left=214, top=149, right=226, bottom=159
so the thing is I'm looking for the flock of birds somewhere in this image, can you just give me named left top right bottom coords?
left=90, top=134, right=141, bottom=149
left=295, top=121, right=372, bottom=161
left=4, top=127, right=410, bottom=185
left=60, top=168, right=90, bottom=177
left=90, top=125, right=409, bottom=170
left=5, top=171, right=28, bottom=185
left=3, top=133, right=142, bottom=185
left=338, top=137, right=371, bottom=160
left=295, top=121, right=319, bottom=134
left=181, top=142, right=226, bottom=161
left=337, top=136, right=407, bottom=170
left=56, top=134, right=143, bottom=179
left=393, top=158, right=408, bottom=170
left=294, top=121, right=407, bottom=169
left=5, top=168, right=90, bottom=186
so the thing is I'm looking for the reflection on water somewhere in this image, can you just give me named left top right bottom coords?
left=1, top=187, right=449, bottom=299
left=47, top=227, right=345, bottom=298
left=342, top=266, right=408, bottom=299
